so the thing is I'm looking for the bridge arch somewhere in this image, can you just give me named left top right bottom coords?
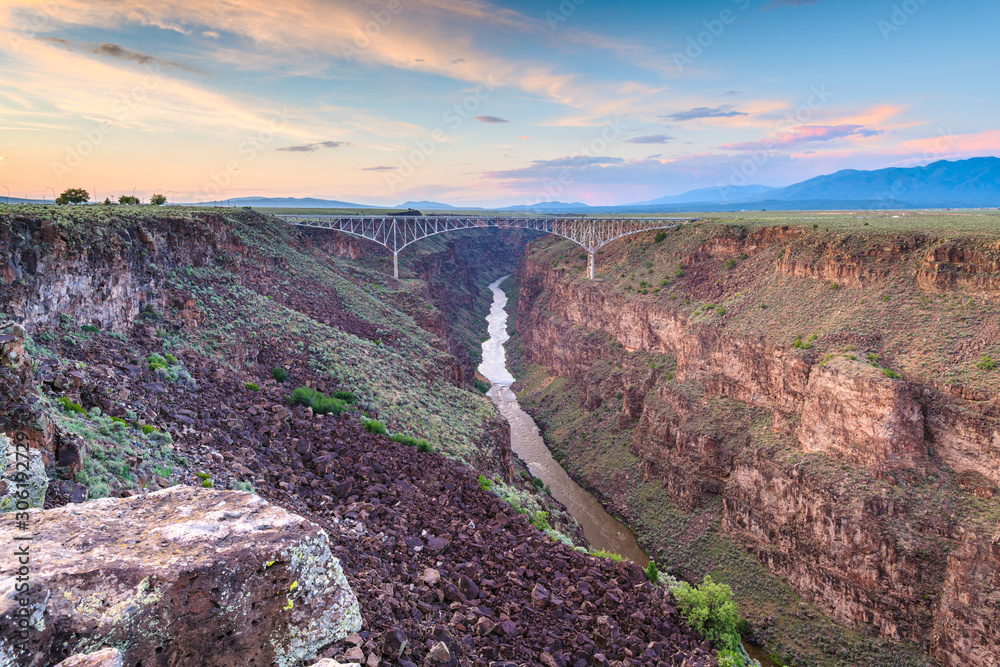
left=278, top=215, right=696, bottom=279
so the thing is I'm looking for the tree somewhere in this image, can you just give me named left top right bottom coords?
left=118, top=195, right=140, bottom=205
left=150, top=193, right=168, bottom=206
left=672, top=576, right=743, bottom=654
left=55, top=188, right=90, bottom=205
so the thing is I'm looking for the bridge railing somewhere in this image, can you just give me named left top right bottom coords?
left=277, top=215, right=697, bottom=279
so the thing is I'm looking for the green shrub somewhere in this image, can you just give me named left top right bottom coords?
left=164, top=353, right=178, bottom=364
left=80, top=324, right=99, bottom=333
left=675, top=268, right=686, bottom=278
left=654, top=231, right=667, bottom=243
left=289, top=386, right=347, bottom=416
left=417, top=440, right=433, bottom=453
left=739, top=253, right=749, bottom=260
left=717, top=650, right=743, bottom=667
left=724, top=258, right=737, bottom=270
left=57, top=397, right=86, bottom=415
left=977, top=355, right=997, bottom=371
left=646, top=560, right=660, bottom=584
left=589, top=549, right=625, bottom=563
left=202, top=479, right=214, bottom=488
left=362, top=418, right=388, bottom=435
left=478, top=474, right=493, bottom=490
left=147, top=353, right=169, bottom=370
left=390, top=433, right=419, bottom=447
left=333, top=390, right=356, bottom=403
left=883, top=368, right=901, bottom=379
left=195, top=472, right=211, bottom=480
left=272, top=367, right=289, bottom=382
left=673, top=575, right=743, bottom=654
left=532, top=477, right=544, bottom=490
left=140, top=424, right=156, bottom=435
left=245, top=382, right=260, bottom=391
left=530, top=510, right=551, bottom=531
left=473, top=378, right=491, bottom=394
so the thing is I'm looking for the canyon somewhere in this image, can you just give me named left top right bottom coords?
left=0, top=206, right=715, bottom=666
left=511, top=219, right=1000, bottom=667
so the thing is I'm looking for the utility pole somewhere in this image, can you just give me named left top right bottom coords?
left=46, top=186, right=55, bottom=204
left=2, top=186, right=9, bottom=204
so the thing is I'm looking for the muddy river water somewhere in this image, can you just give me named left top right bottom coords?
left=478, top=276, right=649, bottom=565
left=478, top=276, right=776, bottom=667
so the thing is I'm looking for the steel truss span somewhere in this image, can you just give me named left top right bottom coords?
left=278, top=215, right=697, bottom=279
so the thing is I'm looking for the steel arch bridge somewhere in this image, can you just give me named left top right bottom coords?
left=278, top=215, right=697, bottom=279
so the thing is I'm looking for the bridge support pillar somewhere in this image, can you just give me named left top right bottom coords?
left=588, top=250, right=595, bottom=279
left=393, top=252, right=399, bottom=280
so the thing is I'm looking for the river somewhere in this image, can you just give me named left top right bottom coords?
left=477, top=275, right=776, bottom=667
left=478, top=276, right=649, bottom=565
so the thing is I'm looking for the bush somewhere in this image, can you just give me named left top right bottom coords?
left=717, top=650, right=743, bottom=667
left=977, top=355, right=996, bottom=371
left=883, top=368, right=901, bottom=379
left=646, top=560, right=660, bottom=584
left=140, top=424, right=157, bottom=435
left=272, top=367, right=289, bottom=382
left=672, top=575, right=742, bottom=654
left=57, top=397, right=86, bottom=415
left=675, top=268, right=686, bottom=278
left=530, top=510, right=551, bottom=531
left=202, top=479, right=214, bottom=488
left=417, top=440, right=433, bottom=453
left=589, top=549, right=625, bottom=563
left=333, top=390, right=356, bottom=403
left=80, top=324, right=99, bottom=333
left=724, top=258, right=737, bottom=270
left=654, top=231, right=667, bottom=243
left=289, top=386, right=348, bottom=416
left=362, top=418, right=388, bottom=435
left=473, top=378, right=491, bottom=394
left=478, top=474, right=493, bottom=490
left=245, top=382, right=260, bottom=391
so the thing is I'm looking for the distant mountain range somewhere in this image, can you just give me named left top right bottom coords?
left=185, top=196, right=380, bottom=208
left=5, top=158, right=997, bottom=213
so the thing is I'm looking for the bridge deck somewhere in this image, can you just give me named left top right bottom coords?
left=278, top=214, right=697, bottom=279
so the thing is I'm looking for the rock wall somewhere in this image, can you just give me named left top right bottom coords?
left=516, top=244, right=1000, bottom=665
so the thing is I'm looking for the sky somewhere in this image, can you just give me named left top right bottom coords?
left=1, top=0, right=998, bottom=207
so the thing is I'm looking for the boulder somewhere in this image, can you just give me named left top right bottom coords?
left=54, top=648, right=123, bottom=667
left=0, top=486, right=362, bottom=666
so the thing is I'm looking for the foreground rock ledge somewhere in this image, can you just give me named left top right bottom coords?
left=0, top=486, right=362, bottom=666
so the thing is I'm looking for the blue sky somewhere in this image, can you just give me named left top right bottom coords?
left=1, top=0, right=997, bottom=206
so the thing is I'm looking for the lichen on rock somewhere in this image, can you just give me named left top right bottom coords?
left=0, top=432, right=47, bottom=512
left=0, top=486, right=362, bottom=666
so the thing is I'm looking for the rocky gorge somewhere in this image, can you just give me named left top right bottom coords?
left=0, top=206, right=718, bottom=666
left=510, top=219, right=1000, bottom=667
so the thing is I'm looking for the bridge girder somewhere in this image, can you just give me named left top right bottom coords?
left=278, top=215, right=697, bottom=279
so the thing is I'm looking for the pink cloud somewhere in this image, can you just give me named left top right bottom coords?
left=902, top=129, right=1000, bottom=155
left=721, top=124, right=883, bottom=152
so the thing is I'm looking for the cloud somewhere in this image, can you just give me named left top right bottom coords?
left=202, top=31, right=219, bottom=39
left=475, top=115, right=509, bottom=123
left=721, top=125, right=883, bottom=151
left=450, top=58, right=465, bottom=64
left=724, top=90, right=740, bottom=97
left=38, top=37, right=198, bottom=72
left=360, top=165, right=394, bottom=171
left=662, top=105, right=748, bottom=122
left=627, top=134, right=673, bottom=144
left=277, top=141, right=349, bottom=153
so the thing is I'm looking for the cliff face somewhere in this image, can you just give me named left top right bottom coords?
left=514, top=224, right=1000, bottom=666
